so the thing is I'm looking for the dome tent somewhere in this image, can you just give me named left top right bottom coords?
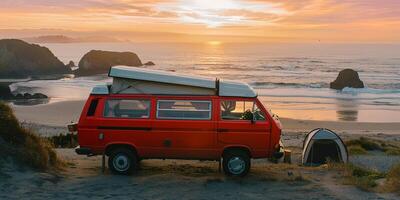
left=302, top=128, right=348, bottom=166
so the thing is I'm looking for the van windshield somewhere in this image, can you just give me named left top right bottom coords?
left=221, top=100, right=265, bottom=121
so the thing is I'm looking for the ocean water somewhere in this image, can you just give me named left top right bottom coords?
left=10, top=43, right=400, bottom=122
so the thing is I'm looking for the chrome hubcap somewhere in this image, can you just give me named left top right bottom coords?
left=113, top=154, right=130, bottom=172
left=227, top=157, right=245, bottom=175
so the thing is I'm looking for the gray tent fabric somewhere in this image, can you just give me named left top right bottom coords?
left=302, top=128, right=348, bottom=165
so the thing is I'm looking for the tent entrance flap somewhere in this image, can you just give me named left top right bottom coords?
left=306, top=140, right=342, bottom=164
left=302, top=128, right=348, bottom=166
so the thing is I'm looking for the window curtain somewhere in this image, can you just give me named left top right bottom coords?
left=192, top=102, right=210, bottom=110
left=221, top=100, right=236, bottom=112
left=158, top=101, right=175, bottom=109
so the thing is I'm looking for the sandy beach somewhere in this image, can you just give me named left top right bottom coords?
left=1, top=100, right=398, bottom=199
left=1, top=148, right=399, bottom=200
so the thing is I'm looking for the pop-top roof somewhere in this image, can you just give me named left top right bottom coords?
left=91, top=65, right=257, bottom=97
left=109, top=65, right=216, bottom=89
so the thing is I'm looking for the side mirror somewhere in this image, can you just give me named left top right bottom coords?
left=241, top=110, right=255, bottom=123
left=250, top=112, right=256, bottom=124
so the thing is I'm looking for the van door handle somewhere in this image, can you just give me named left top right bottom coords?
left=163, top=139, right=172, bottom=147
left=217, top=128, right=229, bottom=132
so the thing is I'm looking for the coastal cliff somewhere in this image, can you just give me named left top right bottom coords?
left=0, top=39, right=71, bottom=78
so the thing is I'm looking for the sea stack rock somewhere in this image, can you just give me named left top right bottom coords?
left=0, top=39, right=71, bottom=78
left=66, top=60, right=76, bottom=68
left=144, top=61, right=155, bottom=66
left=76, top=50, right=142, bottom=76
left=330, top=69, right=364, bottom=90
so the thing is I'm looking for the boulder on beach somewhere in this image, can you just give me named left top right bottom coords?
left=75, top=50, right=142, bottom=76
left=144, top=61, right=155, bottom=66
left=330, top=69, right=364, bottom=90
left=31, top=93, right=48, bottom=99
left=0, top=83, right=48, bottom=100
left=0, top=39, right=71, bottom=79
left=13, top=92, right=48, bottom=99
left=0, top=84, right=13, bottom=99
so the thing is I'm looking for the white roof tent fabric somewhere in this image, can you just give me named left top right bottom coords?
left=91, top=66, right=257, bottom=97
left=302, top=128, right=348, bottom=166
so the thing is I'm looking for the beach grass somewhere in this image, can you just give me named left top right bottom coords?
left=0, top=102, right=62, bottom=170
left=346, top=137, right=383, bottom=151
left=346, top=137, right=400, bottom=155
left=47, top=133, right=78, bottom=148
left=347, top=145, right=368, bottom=155
left=328, top=162, right=385, bottom=191
left=384, top=164, right=400, bottom=193
left=328, top=161, right=400, bottom=193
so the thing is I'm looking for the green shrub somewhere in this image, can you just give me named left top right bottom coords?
left=347, top=145, right=368, bottom=155
left=346, top=137, right=382, bottom=151
left=330, top=163, right=385, bottom=191
left=385, top=164, right=400, bottom=193
left=0, top=102, right=61, bottom=170
left=384, top=147, right=400, bottom=156
left=346, top=137, right=400, bottom=156
left=47, top=134, right=78, bottom=148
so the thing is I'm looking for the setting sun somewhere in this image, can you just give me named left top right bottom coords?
left=207, top=41, right=222, bottom=46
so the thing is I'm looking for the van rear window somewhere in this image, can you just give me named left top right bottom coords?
left=104, top=99, right=150, bottom=118
left=156, top=100, right=211, bottom=120
left=87, top=99, right=99, bottom=116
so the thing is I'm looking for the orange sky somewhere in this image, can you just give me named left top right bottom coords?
left=0, top=0, right=399, bottom=43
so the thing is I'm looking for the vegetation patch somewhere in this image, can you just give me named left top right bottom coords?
left=0, top=102, right=62, bottom=170
left=47, top=134, right=78, bottom=148
left=347, top=145, right=368, bottom=155
left=346, top=137, right=400, bottom=155
left=384, top=164, right=400, bottom=193
left=327, top=162, right=400, bottom=193
left=328, top=162, right=385, bottom=191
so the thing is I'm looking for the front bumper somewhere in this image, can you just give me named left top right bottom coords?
left=75, top=146, right=93, bottom=156
left=272, top=140, right=285, bottom=159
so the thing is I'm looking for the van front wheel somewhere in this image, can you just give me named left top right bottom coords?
left=223, top=150, right=250, bottom=177
left=108, top=148, right=137, bottom=175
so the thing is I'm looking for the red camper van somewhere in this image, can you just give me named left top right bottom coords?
left=74, top=66, right=283, bottom=176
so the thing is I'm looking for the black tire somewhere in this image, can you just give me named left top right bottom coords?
left=108, top=148, right=137, bottom=175
left=223, top=149, right=250, bottom=177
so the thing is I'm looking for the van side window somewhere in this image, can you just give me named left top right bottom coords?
left=87, top=99, right=99, bottom=116
left=157, top=100, right=211, bottom=120
left=221, top=100, right=265, bottom=121
left=104, top=99, right=150, bottom=119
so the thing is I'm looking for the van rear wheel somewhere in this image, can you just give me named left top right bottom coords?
left=223, top=150, right=250, bottom=177
left=108, top=148, right=137, bottom=175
